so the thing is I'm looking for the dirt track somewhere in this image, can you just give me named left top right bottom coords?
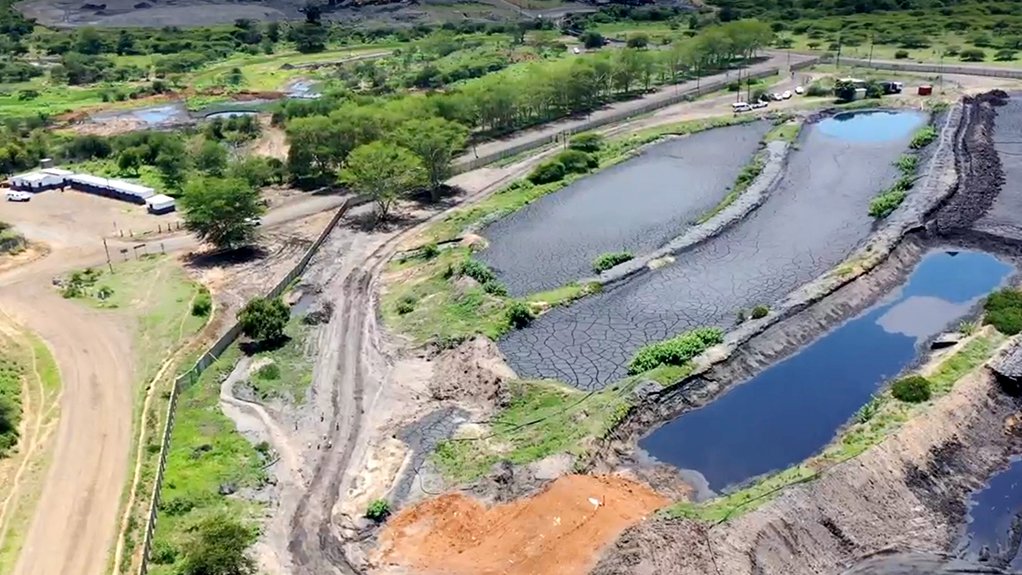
left=0, top=282, right=135, bottom=575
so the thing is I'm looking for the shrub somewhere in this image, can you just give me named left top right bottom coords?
left=894, top=49, right=910, bottom=59
left=238, top=297, right=289, bottom=342
left=592, top=251, right=634, bottom=273
left=909, top=125, right=937, bottom=150
left=528, top=160, right=566, bottom=184
left=556, top=149, right=597, bottom=174
left=483, top=281, right=508, bottom=296
left=854, top=394, right=883, bottom=424
left=366, top=499, right=391, bottom=521
left=895, top=154, right=918, bottom=175
left=750, top=305, right=769, bottom=319
left=569, top=133, right=603, bottom=153
left=960, top=48, right=985, bottom=62
left=506, top=300, right=534, bottom=328
left=736, top=309, right=747, bottom=323
left=891, top=375, right=932, bottom=403
left=458, top=259, right=497, bottom=285
left=192, top=288, right=212, bottom=317
left=984, top=288, right=1022, bottom=334
left=945, top=45, right=961, bottom=56
left=255, top=362, right=280, bottom=380
left=420, top=243, right=439, bottom=259
left=396, top=294, right=416, bottom=315
left=868, top=189, right=906, bottom=218
left=150, top=540, right=179, bottom=565
left=995, top=49, right=1017, bottom=62
left=958, top=320, right=978, bottom=336
left=96, top=285, right=114, bottom=300
left=628, top=327, right=724, bottom=374
left=626, top=34, right=649, bottom=49
left=805, top=83, right=830, bottom=97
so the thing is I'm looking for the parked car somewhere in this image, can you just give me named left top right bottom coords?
left=782, top=90, right=793, bottom=99
left=771, top=93, right=783, bottom=101
left=572, top=47, right=581, bottom=54
left=732, top=102, right=751, bottom=113
left=794, top=86, right=805, bottom=95
left=5, top=191, right=30, bottom=202
left=244, top=217, right=262, bottom=226
left=750, top=100, right=768, bottom=109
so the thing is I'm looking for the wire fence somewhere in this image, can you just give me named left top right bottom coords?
left=835, top=56, right=1022, bottom=79
left=135, top=198, right=351, bottom=575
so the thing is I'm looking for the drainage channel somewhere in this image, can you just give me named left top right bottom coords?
left=640, top=249, right=1013, bottom=494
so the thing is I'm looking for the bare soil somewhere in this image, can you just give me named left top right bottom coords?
left=374, top=474, right=667, bottom=575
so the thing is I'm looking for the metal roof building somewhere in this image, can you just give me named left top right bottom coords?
left=989, top=339, right=1022, bottom=396
left=66, top=174, right=155, bottom=205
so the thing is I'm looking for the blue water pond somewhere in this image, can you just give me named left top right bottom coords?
left=640, top=249, right=1013, bottom=493
left=817, top=110, right=928, bottom=143
left=958, top=459, right=1022, bottom=568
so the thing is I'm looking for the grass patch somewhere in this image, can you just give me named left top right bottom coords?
left=432, top=379, right=634, bottom=482
left=247, top=316, right=313, bottom=403
left=984, top=288, right=1022, bottom=335
left=697, top=154, right=765, bottom=224
left=628, top=327, right=723, bottom=375
left=592, top=251, right=633, bottom=273
left=764, top=121, right=801, bottom=143
left=149, top=344, right=268, bottom=575
left=909, top=124, right=938, bottom=150
left=669, top=330, right=1005, bottom=522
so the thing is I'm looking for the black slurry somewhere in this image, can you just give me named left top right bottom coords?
left=478, top=122, right=771, bottom=296
left=499, top=111, right=927, bottom=391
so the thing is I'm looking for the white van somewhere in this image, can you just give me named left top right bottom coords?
left=732, top=102, right=751, bottom=113
left=5, top=191, right=30, bottom=202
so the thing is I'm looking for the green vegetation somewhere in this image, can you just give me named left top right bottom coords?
left=341, top=141, right=427, bottom=221
left=670, top=330, right=1005, bottom=522
left=0, top=353, right=23, bottom=457
left=890, top=375, right=932, bottom=403
left=628, top=327, right=723, bottom=375
left=179, top=515, right=256, bottom=575
left=247, top=315, right=314, bottom=403
left=569, top=133, right=604, bottom=153
left=0, top=221, right=27, bottom=255
left=869, top=143, right=929, bottom=219
left=180, top=176, right=265, bottom=250
left=528, top=149, right=598, bottom=185
left=191, top=288, right=212, bottom=317
left=238, top=297, right=290, bottom=343
left=750, top=305, right=769, bottom=319
left=910, top=125, right=938, bottom=150
left=365, top=499, right=391, bottom=522
left=697, top=153, right=765, bottom=224
left=984, top=288, right=1022, bottom=335
left=592, top=251, right=634, bottom=273
left=506, top=301, right=535, bottom=328
left=432, top=379, right=634, bottom=482
left=151, top=345, right=268, bottom=575
left=764, top=121, right=801, bottom=143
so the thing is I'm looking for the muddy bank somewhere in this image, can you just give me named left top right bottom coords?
left=595, top=359, right=1022, bottom=574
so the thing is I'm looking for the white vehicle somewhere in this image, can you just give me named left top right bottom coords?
left=750, top=100, right=768, bottom=109
left=771, top=92, right=783, bottom=101
left=572, top=47, right=581, bottom=54
left=782, top=90, right=793, bottom=99
left=794, top=86, right=805, bottom=95
left=731, top=102, right=751, bottom=113
left=5, top=191, right=30, bottom=202
left=244, top=217, right=262, bottom=226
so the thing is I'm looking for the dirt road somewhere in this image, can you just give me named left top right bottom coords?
left=0, top=282, right=135, bottom=575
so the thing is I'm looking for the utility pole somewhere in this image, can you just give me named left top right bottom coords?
left=103, top=237, right=113, bottom=273
left=868, top=32, right=874, bottom=66
left=736, top=67, right=741, bottom=102
left=835, top=31, right=843, bottom=69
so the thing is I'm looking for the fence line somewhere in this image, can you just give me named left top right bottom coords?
left=136, top=199, right=351, bottom=575
left=834, top=56, right=1022, bottom=79
left=453, top=57, right=820, bottom=174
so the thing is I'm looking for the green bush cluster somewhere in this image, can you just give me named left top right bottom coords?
left=592, top=251, right=634, bottom=273
left=750, top=305, right=769, bottom=319
left=365, top=498, right=391, bottom=522
left=527, top=150, right=597, bottom=185
left=628, top=327, right=724, bottom=374
left=396, top=294, right=416, bottom=315
left=457, top=259, right=497, bottom=285
left=910, top=125, right=938, bottom=150
left=984, top=288, right=1022, bottom=334
left=191, top=287, right=212, bottom=317
left=869, top=172, right=916, bottom=219
left=506, top=301, right=534, bottom=328
left=255, top=362, right=280, bottom=380
left=891, top=375, right=932, bottom=403
left=61, top=267, right=103, bottom=299
left=894, top=49, right=910, bottom=59
left=569, top=133, right=604, bottom=153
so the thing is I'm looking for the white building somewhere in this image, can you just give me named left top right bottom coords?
left=66, top=174, right=155, bottom=205
left=145, top=194, right=176, bottom=215
left=9, top=168, right=74, bottom=191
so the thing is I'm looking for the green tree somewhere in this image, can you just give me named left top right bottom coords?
left=228, top=157, right=273, bottom=190
left=238, top=297, right=289, bottom=342
left=581, top=31, right=605, bottom=49
left=627, top=34, right=649, bottom=49
left=74, top=28, right=105, bottom=55
left=195, top=140, right=228, bottom=176
left=115, top=30, right=136, bottom=56
left=341, top=142, right=426, bottom=221
left=116, top=147, right=142, bottom=176
left=154, top=139, right=189, bottom=191
left=291, top=22, right=327, bottom=54
left=181, top=515, right=256, bottom=575
left=179, top=176, right=265, bottom=250
left=393, top=118, right=468, bottom=200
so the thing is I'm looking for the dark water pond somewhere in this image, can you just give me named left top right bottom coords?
left=478, top=121, right=771, bottom=296
left=500, top=109, right=927, bottom=391
left=958, top=459, right=1022, bottom=569
left=639, top=250, right=1012, bottom=493
left=90, top=102, right=191, bottom=126
left=817, top=110, right=928, bottom=143
left=203, top=110, right=259, bottom=120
